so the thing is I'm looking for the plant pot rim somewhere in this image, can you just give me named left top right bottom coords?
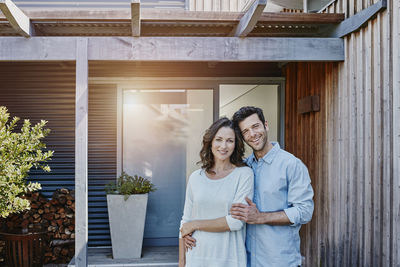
left=106, top=193, right=149, bottom=196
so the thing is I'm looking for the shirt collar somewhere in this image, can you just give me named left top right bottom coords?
left=248, top=142, right=280, bottom=165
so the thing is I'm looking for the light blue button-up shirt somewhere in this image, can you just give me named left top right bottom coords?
left=245, top=143, right=314, bottom=267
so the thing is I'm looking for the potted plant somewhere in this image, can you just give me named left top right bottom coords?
left=105, top=172, right=156, bottom=259
left=0, top=106, right=53, bottom=266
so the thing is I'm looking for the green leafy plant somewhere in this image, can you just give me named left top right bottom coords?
left=105, top=172, right=156, bottom=200
left=0, top=106, right=53, bottom=218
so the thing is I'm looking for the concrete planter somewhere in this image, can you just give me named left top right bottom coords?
left=107, top=194, right=148, bottom=259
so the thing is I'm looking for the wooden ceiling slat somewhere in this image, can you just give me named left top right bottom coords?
left=0, top=9, right=344, bottom=24
left=0, top=8, right=344, bottom=37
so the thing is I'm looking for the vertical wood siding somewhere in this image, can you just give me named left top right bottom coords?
left=285, top=0, right=399, bottom=265
left=392, top=0, right=400, bottom=265
left=285, top=62, right=335, bottom=267
left=188, top=0, right=249, bottom=11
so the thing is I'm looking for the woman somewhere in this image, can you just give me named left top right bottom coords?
left=179, top=117, right=254, bottom=267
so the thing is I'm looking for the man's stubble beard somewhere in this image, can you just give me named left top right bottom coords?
left=247, top=129, right=269, bottom=154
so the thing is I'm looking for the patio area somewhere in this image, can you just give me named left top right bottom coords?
left=68, top=246, right=178, bottom=267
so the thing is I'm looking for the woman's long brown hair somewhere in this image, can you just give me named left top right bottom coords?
left=199, top=117, right=246, bottom=174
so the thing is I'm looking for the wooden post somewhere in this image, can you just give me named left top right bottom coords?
left=303, top=0, right=308, bottom=13
left=393, top=0, right=400, bottom=264
left=131, top=0, right=140, bottom=37
left=75, top=37, right=88, bottom=267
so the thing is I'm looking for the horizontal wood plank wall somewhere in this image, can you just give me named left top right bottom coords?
left=88, top=84, right=117, bottom=246
left=286, top=0, right=399, bottom=265
left=0, top=62, right=76, bottom=198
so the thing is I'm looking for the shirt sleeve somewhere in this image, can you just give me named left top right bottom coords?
left=283, top=159, right=314, bottom=226
left=179, top=176, right=193, bottom=238
left=226, top=168, right=254, bottom=231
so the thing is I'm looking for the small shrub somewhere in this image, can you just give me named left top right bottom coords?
left=0, top=106, right=53, bottom=218
left=105, top=172, right=156, bottom=200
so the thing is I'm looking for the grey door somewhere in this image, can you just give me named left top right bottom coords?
left=123, top=89, right=213, bottom=246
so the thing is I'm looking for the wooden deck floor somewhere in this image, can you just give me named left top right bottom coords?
left=68, top=246, right=178, bottom=267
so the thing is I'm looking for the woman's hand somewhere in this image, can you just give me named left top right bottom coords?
left=183, top=234, right=196, bottom=251
left=180, top=221, right=197, bottom=237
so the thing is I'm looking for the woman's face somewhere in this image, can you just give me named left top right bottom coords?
left=211, top=126, right=236, bottom=162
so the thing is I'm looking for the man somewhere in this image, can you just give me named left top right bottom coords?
left=230, top=106, right=314, bottom=267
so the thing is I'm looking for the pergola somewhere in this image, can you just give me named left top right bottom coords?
left=0, top=0, right=351, bottom=265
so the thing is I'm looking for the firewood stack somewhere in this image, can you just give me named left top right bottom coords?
left=0, top=188, right=75, bottom=264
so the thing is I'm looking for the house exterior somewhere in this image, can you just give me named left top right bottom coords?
left=0, top=0, right=398, bottom=266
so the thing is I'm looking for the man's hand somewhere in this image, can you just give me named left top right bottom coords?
left=230, top=197, right=261, bottom=224
left=180, top=221, right=196, bottom=237
left=183, top=234, right=196, bottom=252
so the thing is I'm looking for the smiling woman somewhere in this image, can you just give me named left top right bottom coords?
left=179, top=117, right=254, bottom=267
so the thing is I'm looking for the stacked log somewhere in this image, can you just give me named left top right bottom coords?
left=0, top=240, right=4, bottom=265
left=0, top=188, right=75, bottom=264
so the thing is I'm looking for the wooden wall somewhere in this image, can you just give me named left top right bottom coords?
left=188, top=0, right=248, bottom=11
left=284, top=0, right=400, bottom=266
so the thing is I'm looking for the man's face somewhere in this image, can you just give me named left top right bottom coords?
left=238, top=113, right=269, bottom=152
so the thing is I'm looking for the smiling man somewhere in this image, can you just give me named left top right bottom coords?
left=230, top=106, right=314, bottom=267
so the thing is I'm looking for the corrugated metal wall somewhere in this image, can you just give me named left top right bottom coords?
left=0, top=62, right=76, bottom=199
left=0, top=63, right=118, bottom=247
left=284, top=0, right=400, bottom=265
left=88, top=84, right=117, bottom=246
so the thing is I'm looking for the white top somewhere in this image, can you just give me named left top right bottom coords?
left=180, top=166, right=254, bottom=267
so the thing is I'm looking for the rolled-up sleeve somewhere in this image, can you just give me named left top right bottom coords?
left=226, top=169, right=254, bottom=231
left=283, top=159, right=314, bottom=226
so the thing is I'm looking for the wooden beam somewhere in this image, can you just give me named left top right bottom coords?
left=87, top=37, right=344, bottom=61
left=0, top=0, right=34, bottom=37
left=0, top=37, right=76, bottom=60
left=0, top=37, right=344, bottom=61
left=329, top=0, right=386, bottom=37
left=74, top=37, right=88, bottom=267
left=0, top=9, right=344, bottom=24
left=230, top=0, right=266, bottom=37
left=131, top=0, right=140, bottom=37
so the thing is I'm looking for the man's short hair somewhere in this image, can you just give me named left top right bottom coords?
left=232, top=106, right=266, bottom=130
